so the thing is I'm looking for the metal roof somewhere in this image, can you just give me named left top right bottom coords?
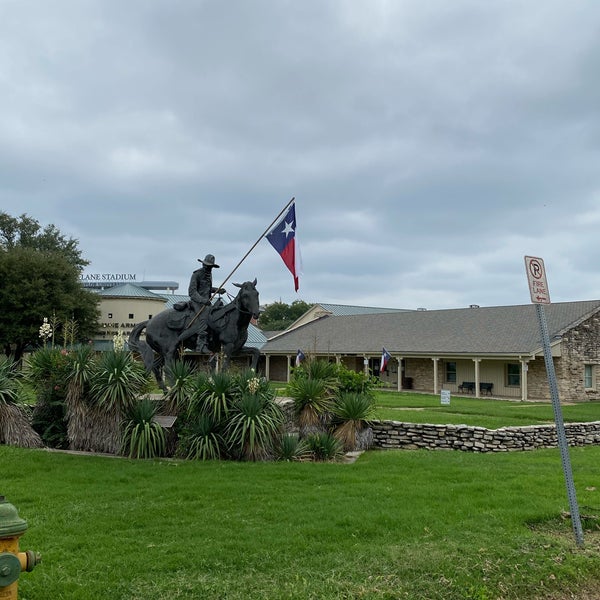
left=95, top=283, right=166, bottom=300
left=261, top=300, right=600, bottom=357
left=315, top=303, right=411, bottom=316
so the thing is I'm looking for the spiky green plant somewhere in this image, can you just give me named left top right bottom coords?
left=273, top=432, right=310, bottom=462
left=26, top=347, right=71, bottom=448
left=190, top=370, right=236, bottom=422
left=90, top=351, right=149, bottom=412
left=177, top=413, right=225, bottom=461
left=121, top=397, right=166, bottom=459
left=225, top=391, right=284, bottom=461
left=331, top=391, right=376, bottom=451
left=88, top=351, right=150, bottom=454
left=287, top=376, right=334, bottom=434
left=0, top=357, right=43, bottom=448
left=164, top=359, right=196, bottom=415
left=65, top=345, right=96, bottom=451
left=304, top=431, right=344, bottom=462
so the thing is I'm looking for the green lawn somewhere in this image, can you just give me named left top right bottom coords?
left=373, top=391, right=600, bottom=429
left=3, top=445, right=600, bottom=599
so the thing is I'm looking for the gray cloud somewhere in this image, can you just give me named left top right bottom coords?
left=2, top=1, right=600, bottom=309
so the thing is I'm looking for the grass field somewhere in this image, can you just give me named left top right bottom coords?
left=372, top=391, right=600, bottom=428
left=3, top=444, right=600, bottom=600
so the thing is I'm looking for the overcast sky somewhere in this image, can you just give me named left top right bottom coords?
left=2, top=1, right=600, bottom=310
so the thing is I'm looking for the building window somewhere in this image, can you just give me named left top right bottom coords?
left=584, top=364, right=594, bottom=389
left=445, top=361, right=457, bottom=383
left=507, top=363, right=520, bottom=386
left=128, top=313, right=134, bottom=319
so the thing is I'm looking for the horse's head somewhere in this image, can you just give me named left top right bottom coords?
left=232, top=278, right=260, bottom=319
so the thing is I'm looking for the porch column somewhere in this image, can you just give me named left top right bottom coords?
left=474, top=359, right=481, bottom=398
left=363, top=356, right=369, bottom=377
left=397, top=357, right=404, bottom=392
left=265, top=355, right=271, bottom=380
left=521, top=360, right=529, bottom=402
left=432, top=357, right=439, bottom=394
left=286, top=355, right=292, bottom=382
left=335, top=355, right=341, bottom=365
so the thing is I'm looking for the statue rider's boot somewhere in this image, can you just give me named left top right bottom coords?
left=195, top=335, right=210, bottom=354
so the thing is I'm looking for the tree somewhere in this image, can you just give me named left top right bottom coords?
left=0, top=212, right=99, bottom=359
left=257, top=300, right=313, bottom=331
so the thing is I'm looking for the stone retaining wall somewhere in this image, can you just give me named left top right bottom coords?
left=371, top=420, right=600, bottom=452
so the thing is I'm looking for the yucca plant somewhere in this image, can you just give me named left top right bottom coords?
left=304, top=431, right=344, bottom=462
left=89, top=351, right=150, bottom=454
left=287, top=376, right=334, bottom=436
left=177, top=413, right=225, bottom=461
left=0, top=357, right=43, bottom=448
left=190, top=370, right=236, bottom=423
left=225, top=391, right=284, bottom=461
left=26, top=347, right=71, bottom=448
left=121, top=397, right=166, bottom=459
left=164, top=359, right=196, bottom=415
left=273, top=432, right=310, bottom=462
left=331, top=391, right=376, bottom=451
left=65, top=344, right=96, bottom=451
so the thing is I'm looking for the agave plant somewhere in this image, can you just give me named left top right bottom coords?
left=177, top=413, right=225, bottom=461
left=0, top=357, right=43, bottom=448
left=121, top=397, right=166, bottom=459
left=225, top=391, right=284, bottom=461
left=331, top=392, right=376, bottom=451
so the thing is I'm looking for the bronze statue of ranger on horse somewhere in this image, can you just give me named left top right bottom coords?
left=128, top=254, right=260, bottom=390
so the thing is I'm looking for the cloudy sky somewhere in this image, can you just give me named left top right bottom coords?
left=2, top=1, right=600, bottom=310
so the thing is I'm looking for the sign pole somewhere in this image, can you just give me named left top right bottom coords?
left=524, top=256, right=584, bottom=547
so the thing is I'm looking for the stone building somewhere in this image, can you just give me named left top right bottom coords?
left=260, top=300, right=600, bottom=402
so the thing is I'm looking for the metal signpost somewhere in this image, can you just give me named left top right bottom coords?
left=524, top=256, right=584, bottom=547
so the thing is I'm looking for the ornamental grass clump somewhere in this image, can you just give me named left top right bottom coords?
left=273, top=432, right=310, bottom=462
left=304, top=431, right=344, bottom=461
left=121, top=397, right=166, bottom=459
left=163, top=359, right=196, bottom=415
left=177, top=413, right=225, bottom=461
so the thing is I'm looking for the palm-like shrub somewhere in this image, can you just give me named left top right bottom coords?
left=0, top=357, right=43, bottom=448
left=89, top=351, right=150, bottom=454
left=225, top=390, right=284, bottom=461
left=164, top=360, right=196, bottom=415
left=273, top=432, right=310, bottom=462
left=26, top=347, right=70, bottom=448
left=121, top=397, right=166, bottom=459
left=304, top=431, right=343, bottom=461
left=287, top=376, right=334, bottom=435
left=177, top=413, right=225, bottom=461
left=190, top=370, right=236, bottom=422
left=65, top=344, right=96, bottom=451
left=332, top=392, right=376, bottom=451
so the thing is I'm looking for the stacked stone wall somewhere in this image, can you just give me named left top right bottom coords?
left=371, top=420, right=600, bottom=452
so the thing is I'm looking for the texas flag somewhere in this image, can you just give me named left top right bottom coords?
left=380, top=347, right=392, bottom=373
left=295, top=349, right=306, bottom=366
left=266, top=202, right=303, bottom=291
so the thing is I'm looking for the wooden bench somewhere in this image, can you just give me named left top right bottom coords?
left=458, top=381, right=475, bottom=393
left=479, top=382, right=493, bottom=396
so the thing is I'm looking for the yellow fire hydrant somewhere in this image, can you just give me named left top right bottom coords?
left=0, top=495, right=41, bottom=600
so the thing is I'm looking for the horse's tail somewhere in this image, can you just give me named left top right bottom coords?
left=128, top=321, right=156, bottom=371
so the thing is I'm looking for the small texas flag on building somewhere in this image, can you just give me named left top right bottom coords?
left=380, top=347, right=392, bottom=373
left=266, top=201, right=303, bottom=291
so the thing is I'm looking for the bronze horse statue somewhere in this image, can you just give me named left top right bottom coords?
left=128, top=279, right=261, bottom=390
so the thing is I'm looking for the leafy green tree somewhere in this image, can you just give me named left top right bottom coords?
left=257, top=299, right=313, bottom=331
left=0, top=212, right=99, bottom=359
